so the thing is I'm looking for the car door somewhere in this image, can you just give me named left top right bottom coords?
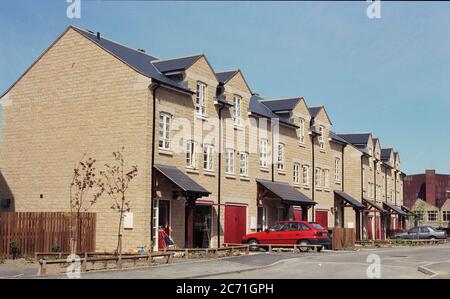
left=419, top=227, right=431, bottom=239
left=279, top=222, right=300, bottom=244
left=259, top=223, right=285, bottom=244
left=407, top=227, right=420, bottom=239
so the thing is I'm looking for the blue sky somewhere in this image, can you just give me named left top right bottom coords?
left=1, top=1, right=449, bottom=174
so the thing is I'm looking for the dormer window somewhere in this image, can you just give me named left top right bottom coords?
left=195, top=82, right=206, bottom=116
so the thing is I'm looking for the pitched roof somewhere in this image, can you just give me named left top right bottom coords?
left=259, top=97, right=301, bottom=112
left=249, top=95, right=298, bottom=127
left=152, top=54, right=203, bottom=73
left=329, top=131, right=348, bottom=144
left=154, top=164, right=210, bottom=196
left=256, top=179, right=315, bottom=206
left=215, top=70, right=238, bottom=84
left=308, top=106, right=322, bottom=118
left=381, top=148, right=393, bottom=161
left=337, top=133, right=372, bottom=146
left=71, top=26, right=192, bottom=94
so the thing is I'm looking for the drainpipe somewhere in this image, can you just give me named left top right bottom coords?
left=341, top=145, right=345, bottom=192
left=385, top=167, right=388, bottom=201
left=394, top=170, right=397, bottom=206
left=310, top=125, right=316, bottom=222
left=217, top=103, right=224, bottom=248
left=373, top=159, right=377, bottom=201
left=149, top=81, right=160, bottom=250
left=271, top=121, right=275, bottom=182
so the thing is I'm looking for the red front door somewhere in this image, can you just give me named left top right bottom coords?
left=224, top=205, right=247, bottom=244
left=375, top=216, right=381, bottom=240
left=367, top=216, right=373, bottom=240
left=315, top=210, right=329, bottom=229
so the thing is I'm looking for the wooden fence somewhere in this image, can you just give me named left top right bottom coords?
left=332, top=228, right=356, bottom=250
left=0, top=212, right=96, bottom=258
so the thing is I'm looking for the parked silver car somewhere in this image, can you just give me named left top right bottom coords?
left=393, top=226, right=447, bottom=240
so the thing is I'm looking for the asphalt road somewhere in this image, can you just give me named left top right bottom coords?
left=2, top=243, right=449, bottom=279
left=209, top=244, right=450, bottom=279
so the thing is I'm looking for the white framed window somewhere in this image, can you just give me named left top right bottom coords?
left=203, top=144, right=214, bottom=171
left=277, top=143, right=285, bottom=171
left=427, top=211, right=438, bottom=222
left=298, top=118, right=305, bottom=144
left=443, top=211, right=450, bottom=222
left=323, top=169, right=330, bottom=189
left=186, top=140, right=196, bottom=168
left=159, top=113, right=171, bottom=150
left=302, top=165, right=309, bottom=186
left=318, top=125, right=325, bottom=150
left=315, top=167, right=321, bottom=187
left=232, top=95, right=242, bottom=126
left=259, top=138, right=268, bottom=168
left=239, top=152, right=248, bottom=176
left=225, top=148, right=234, bottom=174
left=195, top=81, right=206, bottom=116
left=293, top=163, right=300, bottom=185
left=334, top=157, right=341, bottom=181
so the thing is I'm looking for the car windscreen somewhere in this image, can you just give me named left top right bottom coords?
left=310, top=223, right=325, bottom=230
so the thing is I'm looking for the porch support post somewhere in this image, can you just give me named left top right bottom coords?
left=355, top=209, right=361, bottom=241
left=301, top=206, right=308, bottom=221
left=186, top=196, right=196, bottom=248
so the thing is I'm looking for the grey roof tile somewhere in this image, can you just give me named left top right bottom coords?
left=215, top=70, right=238, bottom=84
left=152, top=54, right=202, bottom=73
left=72, top=26, right=192, bottom=93
left=256, top=179, right=315, bottom=206
left=334, top=191, right=365, bottom=209
left=260, top=98, right=301, bottom=112
left=336, top=133, right=371, bottom=145
left=154, top=164, right=210, bottom=195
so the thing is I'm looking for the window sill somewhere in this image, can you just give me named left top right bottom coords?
left=277, top=170, right=286, bottom=175
left=195, top=114, right=208, bottom=121
left=225, top=174, right=236, bottom=179
left=186, top=168, right=199, bottom=174
left=323, top=188, right=331, bottom=192
left=335, top=181, right=341, bottom=185
left=158, top=148, right=173, bottom=156
left=203, top=170, right=215, bottom=177
left=320, top=149, right=326, bottom=154
left=293, top=184, right=301, bottom=189
left=315, top=187, right=323, bottom=192
left=303, top=185, right=310, bottom=190
left=298, top=142, right=306, bottom=148
left=240, top=176, right=250, bottom=181
left=233, top=124, right=244, bottom=131
left=260, top=167, right=270, bottom=173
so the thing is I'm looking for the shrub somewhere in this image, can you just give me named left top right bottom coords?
left=51, top=244, right=61, bottom=253
left=9, top=240, right=19, bottom=259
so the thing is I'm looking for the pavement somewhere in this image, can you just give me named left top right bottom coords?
left=1, top=243, right=449, bottom=279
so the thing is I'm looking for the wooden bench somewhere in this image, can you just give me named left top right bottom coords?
left=37, top=252, right=173, bottom=276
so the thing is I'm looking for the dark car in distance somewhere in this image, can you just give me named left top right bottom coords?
left=393, top=226, right=447, bottom=240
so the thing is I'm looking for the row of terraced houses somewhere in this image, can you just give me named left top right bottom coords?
left=0, top=26, right=409, bottom=252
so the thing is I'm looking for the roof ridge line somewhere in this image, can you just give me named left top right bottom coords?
left=152, top=53, right=204, bottom=63
left=70, top=25, right=160, bottom=60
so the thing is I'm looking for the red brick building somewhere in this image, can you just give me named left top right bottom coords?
left=404, top=170, right=450, bottom=208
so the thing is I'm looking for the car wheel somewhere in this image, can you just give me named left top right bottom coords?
left=297, top=240, right=310, bottom=252
left=247, top=239, right=259, bottom=251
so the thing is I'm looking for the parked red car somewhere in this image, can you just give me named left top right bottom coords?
left=241, top=221, right=330, bottom=252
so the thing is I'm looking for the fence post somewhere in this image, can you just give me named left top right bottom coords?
left=268, top=244, right=272, bottom=253
left=185, top=249, right=189, bottom=259
left=245, top=245, right=249, bottom=255
left=81, top=252, right=87, bottom=272
left=117, top=255, right=122, bottom=270
left=39, top=260, right=47, bottom=276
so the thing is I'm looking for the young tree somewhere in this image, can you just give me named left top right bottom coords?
left=99, top=148, right=138, bottom=255
left=70, top=156, right=104, bottom=253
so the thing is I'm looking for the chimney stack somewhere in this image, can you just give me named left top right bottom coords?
left=425, top=169, right=436, bottom=206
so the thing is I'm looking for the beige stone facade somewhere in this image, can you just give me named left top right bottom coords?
left=0, top=26, right=407, bottom=251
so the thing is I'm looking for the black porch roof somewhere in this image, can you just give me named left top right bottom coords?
left=334, top=191, right=365, bottom=210
left=363, top=198, right=388, bottom=214
left=256, top=179, right=315, bottom=206
left=383, top=202, right=408, bottom=216
left=154, top=164, right=210, bottom=196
